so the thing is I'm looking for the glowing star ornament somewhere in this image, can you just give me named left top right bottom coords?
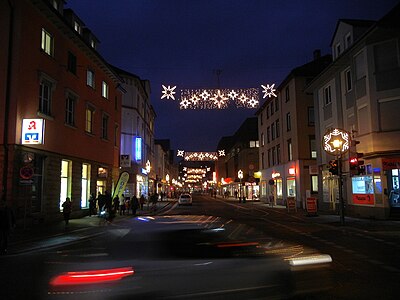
left=179, top=97, right=191, bottom=110
left=261, top=84, right=277, bottom=98
left=161, top=85, right=177, bottom=100
left=210, top=89, right=229, bottom=109
left=218, top=150, right=225, bottom=156
left=248, top=97, right=259, bottom=108
left=177, top=150, right=185, bottom=157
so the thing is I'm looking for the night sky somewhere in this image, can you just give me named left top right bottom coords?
left=66, top=0, right=399, bottom=152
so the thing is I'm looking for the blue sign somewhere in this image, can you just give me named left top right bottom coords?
left=135, top=137, right=142, bottom=161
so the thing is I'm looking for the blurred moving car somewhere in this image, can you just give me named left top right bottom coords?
left=45, top=215, right=333, bottom=299
left=178, top=193, right=192, bottom=206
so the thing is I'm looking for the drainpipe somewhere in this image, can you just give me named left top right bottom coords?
left=2, top=0, right=14, bottom=203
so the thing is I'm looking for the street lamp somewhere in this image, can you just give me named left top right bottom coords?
left=323, top=128, right=350, bottom=225
left=238, top=169, right=243, bottom=203
left=146, top=160, right=151, bottom=196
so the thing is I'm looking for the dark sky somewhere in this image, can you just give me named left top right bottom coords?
left=66, top=0, right=399, bottom=152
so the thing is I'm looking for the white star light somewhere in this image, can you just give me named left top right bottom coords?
left=261, top=84, right=277, bottom=98
left=200, top=90, right=210, bottom=100
left=179, top=97, right=190, bottom=109
left=228, top=90, right=238, bottom=100
left=161, top=85, right=177, bottom=100
left=238, top=93, right=248, bottom=104
left=210, top=89, right=229, bottom=109
left=248, top=97, right=259, bottom=108
left=218, top=150, right=225, bottom=156
left=177, top=150, right=185, bottom=157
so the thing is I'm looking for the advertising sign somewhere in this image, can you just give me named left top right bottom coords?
left=135, top=137, right=142, bottom=161
left=287, top=197, right=297, bottom=212
left=112, top=171, right=130, bottom=199
left=353, top=194, right=375, bottom=205
left=306, top=197, right=318, bottom=215
left=22, top=119, right=44, bottom=144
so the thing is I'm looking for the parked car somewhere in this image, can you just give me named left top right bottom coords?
left=178, top=193, right=192, bottom=206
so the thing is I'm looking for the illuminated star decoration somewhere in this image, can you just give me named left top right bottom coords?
left=182, top=152, right=219, bottom=161
left=161, top=83, right=276, bottom=109
left=177, top=150, right=185, bottom=157
left=218, top=150, right=226, bottom=156
left=261, top=84, right=277, bottom=98
left=323, top=128, right=350, bottom=154
left=161, top=85, right=177, bottom=100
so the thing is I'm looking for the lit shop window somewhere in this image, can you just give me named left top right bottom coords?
left=81, top=163, right=91, bottom=209
left=60, top=160, right=72, bottom=211
left=287, top=178, right=296, bottom=197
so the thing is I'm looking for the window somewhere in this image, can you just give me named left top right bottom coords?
left=271, top=123, right=275, bottom=140
left=286, top=112, right=291, bottom=131
left=74, top=21, right=81, bottom=34
left=287, top=139, right=293, bottom=161
left=250, top=141, right=258, bottom=148
left=310, top=137, right=317, bottom=158
left=336, top=43, right=342, bottom=58
left=308, top=107, right=315, bottom=126
left=276, top=119, right=280, bottom=138
left=285, top=86, right=290, bottom=102
left=275, top=98, right=279, bottom=111
left=261, top=133, right=265, bottom=146
left=355, top=51, right=366, bottom=80
left=272, top=147, right=276, bottom=165
left=311, top=175, right=318, bottom=193
left=345, top=69, right=352, bottom=92
left=60, top=160, right=72, bottom=211
left=101, top=113, right=109, bottom=139
left=85, top=105, right=95, bottom=133
left=87, top=69, right=95, bottom=88
left=270, top=101, right=274, bottom=115
left=65, top=94, right=76, bottom=126
left=324, top=85, right=332, bottom=105
left=67, top=52, right=77, bottom=74
left=114, top=124, right=118, bottom=146
left=345, top=33, right=352, bottom=49
left=39, top=79, right=53, bottom=115
left=287, top=178, right=296, bottom=197
left=267, top=127, right=270, bottom=143
left=277, top=144, right=281, bottom=164
left=81, top=163, right=91, bottom=209
left=102, top=81, right=109, bottom=99
left=41, top=28, right=54, bottom=56
left=267, top=149, right=271, bottom=167
left=374, top=40, right=399, bottom=72
left=261, top=152, right=265, bottom=169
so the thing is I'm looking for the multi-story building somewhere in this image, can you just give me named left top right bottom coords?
left=0, top=0, right=123, bottom=223
left=257, top=52, right=331, bottom=208
left=306, top=3, right=400, bottom=219
left=217, top=117, right=259, bottom=199
left=113, top=66, right=156, bottom=199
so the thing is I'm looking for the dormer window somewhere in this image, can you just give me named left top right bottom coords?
left=345, top=32, right=352, bottom=49
left=90, top=40, right=96, bottom=49
left=336, top=43, right=342, bottom=58
left=74, top=21, right=81, bottom=34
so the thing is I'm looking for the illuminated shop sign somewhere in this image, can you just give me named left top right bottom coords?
left=352, top=176, right=374, bottom=206
left=21, top=119, right=44, bottom=144
left=135, top=137, right=142, bottom=161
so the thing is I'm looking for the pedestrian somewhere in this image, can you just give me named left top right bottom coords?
left=0, top=201, right=16, bottom=255
left=113, top=196, right=119, bottom=214
left=131, top=195, right=139, bottom=215
left=139, top=194, right=145, bottom=210
left=119, top=194, right=126, bottom=215
left=89, top=193, right=96, bottom=216
left=62, top=197, right=72, bottom=228
left=97, top=192, right=105, bottom=215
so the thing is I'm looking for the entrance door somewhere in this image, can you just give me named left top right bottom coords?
left=389, top=169, right=400, bottom=208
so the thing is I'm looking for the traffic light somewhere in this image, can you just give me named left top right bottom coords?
left=349, top=152, right=364, bottom=176
left=329, top=159, right=338, bottom=175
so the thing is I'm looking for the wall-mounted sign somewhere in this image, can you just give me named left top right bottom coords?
left=22, top=119, right=44, bottom=144
left=120, top=155, right=131, bottom=168
left=135, top=137, right=142, bottom=161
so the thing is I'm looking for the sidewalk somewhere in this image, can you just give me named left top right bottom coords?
left=6, top=200, right=174, bottom=255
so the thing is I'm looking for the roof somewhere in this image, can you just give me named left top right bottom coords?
left=329, top=19, right=376, bottom=46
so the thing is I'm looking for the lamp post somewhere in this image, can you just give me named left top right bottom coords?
left=323, top=128, right=350, bottom=225
left=238, top=169, right=243, bottom=203
left=146, top=160, right=151, bottom=196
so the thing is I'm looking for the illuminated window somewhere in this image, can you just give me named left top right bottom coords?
left=41, top=28, right=54, bottom=56
left=310, top=137, right=317, bottom=159
left=311, top=175, right=318, bottom=193
left=288, top=139, right=293, bottom=161
left=74, top=21, right=81, bottom=34
left=276, top=178, right=283, bottom=198
left=60, top=160, right=72, bottom=211
left=345, top=69, right=352, bottom=92
left=287, top=178, right=296, bottom=197
left=85, top=105, right=95, bottom=133
left=87, top=69, right=95, bottom=88
left=102, top=81, right=109, bottom=99
left=286, top=112, right=291, bottom=131
left=81, top=163, right=91, bottom=208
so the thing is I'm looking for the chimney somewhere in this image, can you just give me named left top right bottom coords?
left=313, top=49, right=321, bottom=60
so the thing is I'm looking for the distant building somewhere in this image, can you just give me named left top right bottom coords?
left=216, top=117, right=259, bottom=200
left=113, top=66, right=156, bottom=199
left=155, top=139, right=179, bottom=197
left=0, top=0, right=123, bottom=222
left=306, top=3, right=400, bottom=219
left=257, top=51, right=331, bottom=208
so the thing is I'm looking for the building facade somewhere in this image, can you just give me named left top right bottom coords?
left=257, top=52, right=331, bottom=208
left=0, top=0, right=123, bottom=223
left=307, top=4, right=400, bottom=219
left=113, top=67, right=156, bottom=200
